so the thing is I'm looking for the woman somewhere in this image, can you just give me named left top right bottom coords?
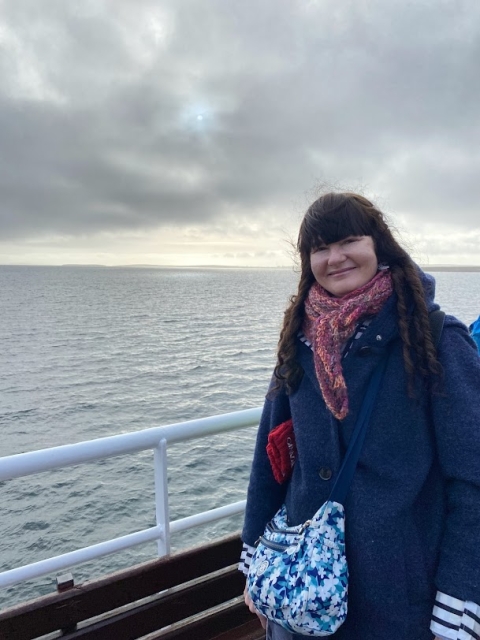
left=240, top=193, right=480, bottom=640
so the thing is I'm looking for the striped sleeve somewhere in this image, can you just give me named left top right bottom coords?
left=431, top=591, right=480, bottom=639
left=238, top=542, right=255, bottom=576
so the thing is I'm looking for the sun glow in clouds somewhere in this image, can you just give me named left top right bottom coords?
left=180, top=102, right=215, bottom=132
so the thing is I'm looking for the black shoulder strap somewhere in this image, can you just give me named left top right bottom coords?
left=429, top=309, right=445, bottom=348
left=329, top=310, right=444, bottom=506
left=328, top=354, right=389, bottom=505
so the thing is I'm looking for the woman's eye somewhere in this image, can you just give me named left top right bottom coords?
left=343, top=237, right=358, bottom=245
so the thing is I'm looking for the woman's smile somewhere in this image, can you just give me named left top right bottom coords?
left=328, top=267, right=356, bottom=277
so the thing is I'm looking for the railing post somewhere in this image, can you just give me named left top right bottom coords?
left=154, top=438, right=171, bottom=556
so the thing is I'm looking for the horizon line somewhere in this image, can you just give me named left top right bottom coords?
left=2, top=263, right=480, bottom=271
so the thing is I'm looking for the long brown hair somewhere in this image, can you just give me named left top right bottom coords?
left=274, top=192, right=442, bottom=395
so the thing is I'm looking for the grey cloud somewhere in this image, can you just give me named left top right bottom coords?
left=1, top=0, right=480, bottom=242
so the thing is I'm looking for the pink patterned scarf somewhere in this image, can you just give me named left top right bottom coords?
left=302, top=270, right=393, bottom=420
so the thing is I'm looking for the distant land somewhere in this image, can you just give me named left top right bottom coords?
left=57, top=264, right=291, bottom=269
left=57, top=264, right=480, bottom=272
left=2, top=264, right=480, bottom=271
left=421, top=265, right=480, bottom=272
left=59, top=264, right=480, bottom=271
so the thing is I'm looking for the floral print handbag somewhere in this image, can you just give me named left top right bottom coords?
left=247, top=356, right=389, bottom=636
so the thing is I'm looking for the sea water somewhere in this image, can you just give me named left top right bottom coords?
left=1, top=266, right=479, bottom=608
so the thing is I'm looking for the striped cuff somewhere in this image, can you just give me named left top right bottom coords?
left=238, top=542, right=255, bottom=576
left=431, top=591, right=480, bottom=640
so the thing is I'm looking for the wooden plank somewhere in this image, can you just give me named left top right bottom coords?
left=0, top=534, right=243, bottom=640
left=44, top=568, right=246, bottom=639
left=211, top=624, right=265, bottom=640
left=145, top=601, right=264, bottom=640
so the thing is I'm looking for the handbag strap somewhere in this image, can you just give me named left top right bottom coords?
left=328, top=354, right=389, bottom=505
left=328, top=309, right=443, bottom=506
left=429, top=308, right=445, bottom=349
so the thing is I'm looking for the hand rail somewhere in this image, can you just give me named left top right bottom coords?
left=0, top=407, right=262, bottom=589
left=0, top=408, right=262, bottom=480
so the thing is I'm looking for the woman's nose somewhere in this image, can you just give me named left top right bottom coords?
left=327, top=245, right=346, bottom=263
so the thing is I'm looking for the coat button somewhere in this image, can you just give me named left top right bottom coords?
left=318, top=467, right=332, bottom=481
left=358, top=346, right=372, bottom=356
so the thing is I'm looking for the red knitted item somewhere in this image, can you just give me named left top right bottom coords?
left=266, top=419, right=297, bottom=484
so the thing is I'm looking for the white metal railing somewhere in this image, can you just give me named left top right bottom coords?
left=0, top=407, right=262, bottom=589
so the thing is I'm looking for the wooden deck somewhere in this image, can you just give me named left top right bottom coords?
left=0, top=534, right=265, bottom=640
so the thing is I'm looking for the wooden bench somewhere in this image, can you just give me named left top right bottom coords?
left=0, top=534, right=265, bottom=640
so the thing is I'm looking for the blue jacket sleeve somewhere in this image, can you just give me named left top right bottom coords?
left=432, top=317, right=480, bottom=600
left=241, top=378, right=290, bottom=547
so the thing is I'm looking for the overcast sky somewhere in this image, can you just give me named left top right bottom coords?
left=1, top=0, right=480, bottom=266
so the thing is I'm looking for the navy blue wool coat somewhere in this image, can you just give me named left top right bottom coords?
left=242, top=273, right=480, bottom=640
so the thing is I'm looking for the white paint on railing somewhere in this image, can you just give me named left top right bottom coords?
left=154, top=438, right=170, bottom=556
left=169, top=500, right=246, bottom=534
left=0, top=500, right=248, bottom=589
left=0, top=408, right=261, bottom=590
left=0, top=407, right=262, bottom=481
left=0, top=527, right=163, bottom=588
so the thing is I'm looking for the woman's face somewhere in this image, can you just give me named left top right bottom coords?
left=310, top=235, right=378, bottom=297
